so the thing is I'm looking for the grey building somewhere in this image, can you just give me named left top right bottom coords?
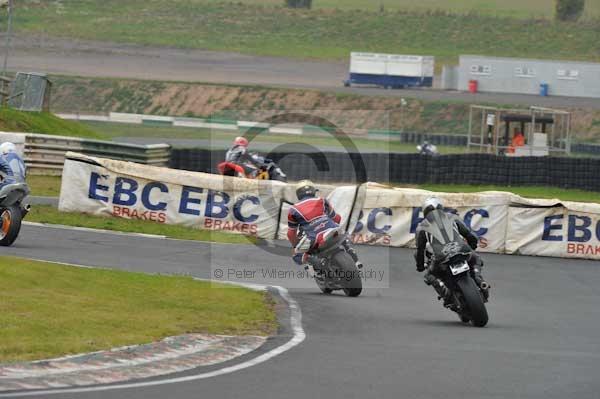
left=457, top=55, right=600, bottom=98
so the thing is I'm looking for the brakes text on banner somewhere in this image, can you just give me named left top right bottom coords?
left=350, top=185, right=510, bottom=253
left=506, top=206, right=600, bottom=260
left=59, top=153, right=287, bottom=239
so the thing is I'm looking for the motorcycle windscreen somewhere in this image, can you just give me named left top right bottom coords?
left=421, top=211, right=469, bottom=262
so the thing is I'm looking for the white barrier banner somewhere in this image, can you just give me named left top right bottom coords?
left=275, top=185, right=360, bottom=241
left=59, top=153, right=293, bottom=239
left=60, top=153, right=356, bottom=241
left=59, top=153, right=600, bottom=260
left=350, top=185, right=510, bottom=253
left=506, top=206, right=600, bottom=260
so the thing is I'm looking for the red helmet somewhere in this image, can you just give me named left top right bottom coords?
left=233, top=136, right=249, bottom=148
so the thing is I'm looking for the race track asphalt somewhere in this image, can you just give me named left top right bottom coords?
left=10, top=36, right=600, bottom=110
left=4, top=224, right=600, bottom=399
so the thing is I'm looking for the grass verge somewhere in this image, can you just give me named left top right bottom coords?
left=83, top=121, right=468, bottom=154
left=0, top=256, right=276, bottom=362
left=418, top=184, right=600, bottom=203
left=0, top=108, right=105, bottom=139
left=27, top=206, right=257, bottom=245
left=17, top=2, right=600, bottom=64
left=218, top=0, right=600, bottom=19
left=27, top=175, right=62, bottom=197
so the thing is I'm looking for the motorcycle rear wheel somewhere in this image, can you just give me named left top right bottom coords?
left=332, top=251, right=362, bottom=297
left=0, top=205, right=23, bottom=247
left=456, top=275, right=488, bottom=327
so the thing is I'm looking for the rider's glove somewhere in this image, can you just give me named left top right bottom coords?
left=469, top=238, right=479, bottom=250
left=292, top=253, right=305, bottom=265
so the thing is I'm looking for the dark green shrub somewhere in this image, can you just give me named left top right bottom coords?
left=556, top=0, right=585, bottom=21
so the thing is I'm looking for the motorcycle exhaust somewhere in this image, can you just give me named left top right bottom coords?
left=480, top=281, right=490, bottom=290
left=21, top=203, right=31, bottom=217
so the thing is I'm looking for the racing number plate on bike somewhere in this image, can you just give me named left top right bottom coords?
left=449, top=262, right=469, bottom=276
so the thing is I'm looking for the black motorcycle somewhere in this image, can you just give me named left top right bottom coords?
left=295, top=228, right=362, bottom=297
left=417, top=141, right=439, bottom=156
left=0, top=181, right=30, bottom=246
left=427, top=243, right=489, bottom=327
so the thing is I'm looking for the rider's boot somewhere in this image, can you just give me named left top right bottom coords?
left=424, top=273, right=452, bottom=306
left=343, top=239, right=363, bottom=269
left=303, top=263, right=315, bottom=278
left=304, top=255, right=325, bottom=280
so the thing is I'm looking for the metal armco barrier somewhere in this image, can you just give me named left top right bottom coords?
left=24, top=134, right=170, bottom=175
left=170, top=149, right=600, bottom=192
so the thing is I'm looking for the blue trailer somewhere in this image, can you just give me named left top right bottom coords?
left=344, top=52, right=435, bottom=89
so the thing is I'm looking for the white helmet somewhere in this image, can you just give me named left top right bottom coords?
left=423, top=196, right=443, bottom=216
left=0, top=142, right=15, bottom=155
left=295, top=179, right=317, bottom=200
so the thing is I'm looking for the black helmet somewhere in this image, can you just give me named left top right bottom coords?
left=423, top=196, right=443, bottom=217
left=295, top=180, right=317, bottom=200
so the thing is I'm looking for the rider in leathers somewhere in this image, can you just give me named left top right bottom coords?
left=0, top=142, right=25, bottom=188
left=287, top=180, right=362, bottom=271
left=225, top=136, right=262, bottom=177
left=415, top=197, right=490, bottom=304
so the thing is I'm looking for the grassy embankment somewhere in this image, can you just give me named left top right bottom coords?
left=15, top=2, right=600, bottom=141
left=49, top=76, right=600, bottom=142
left=0, top=107, right=105, bottom=139
left=224, top=0, right=600, bottom=18
left=17, top=2, right=600, bottom=66
left=0, top=256, right=276, bottom=362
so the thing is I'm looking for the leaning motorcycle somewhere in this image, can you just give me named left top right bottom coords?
left=427, top=243, right=489, bottom=327
left=296, top=227, right=362, bottom=297
left=0, top=181, right=30, bottom=246
left=217, top=155, right=287, bottom=182
left=417, top=142, right=439, bottom=156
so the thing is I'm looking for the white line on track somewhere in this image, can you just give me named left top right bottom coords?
left=22, top=221, right=266, bottom=245
left=0, top=268, right=305, bottom=397
left=23, top=222, right=168, bottom=239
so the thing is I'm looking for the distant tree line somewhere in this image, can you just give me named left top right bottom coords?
left=555, top=0, right=585, bottom=21
left=285, top=0, right=312, bottom=9
left=284, top=0, right=584, bottom=20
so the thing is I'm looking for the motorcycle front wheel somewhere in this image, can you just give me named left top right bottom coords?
left=0, top=205, right=23, bottom=247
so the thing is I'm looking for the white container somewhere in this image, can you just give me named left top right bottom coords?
left=350, top=52, right=434, bottom=78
